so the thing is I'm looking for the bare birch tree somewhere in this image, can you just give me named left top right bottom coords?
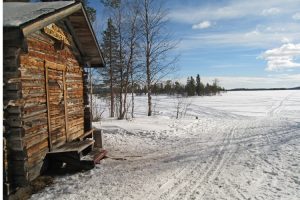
left=140, top=0, right=178, bottom=116
left=120, top=0, right=140, bottom=119
left=101, top=0, right=142, bottom=119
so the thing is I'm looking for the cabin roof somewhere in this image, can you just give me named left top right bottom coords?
left=3, top=1, right=105, bottom=68
left=4, top=1, right=74, bottom=27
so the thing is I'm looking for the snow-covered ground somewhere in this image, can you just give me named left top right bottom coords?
left=31, top=90, right=300, bottom=200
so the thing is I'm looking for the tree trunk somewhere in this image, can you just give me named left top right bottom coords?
left=146, top=53, right=152, bottom=116
left=145, top=0, right=152, bottom=116
left=109, top=35, right=114, bottom=118
left=118, top=7, right=123, bottom=120
left=119, top=70, right=123, bottom=119
left=147, top=83, right=152, bottom=116
left=121, top=66, right=130, bottom=119
left=131, top=68, right=135, bottom=118
left=109, top=72, right=114, bottom=118
left=146, top=57, right=152, bottom=116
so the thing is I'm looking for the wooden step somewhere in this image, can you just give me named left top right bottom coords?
left=81, top=148, right=107, bottom=164
left=93, top=149, right=107, bottom=164
left=48, top=139, right=94, bottom=154
left=46, top=139, right=95, bottom=173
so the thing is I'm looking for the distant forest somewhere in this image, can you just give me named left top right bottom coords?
left=228, top=87, right=300, bottom=91
left=138, top=75, right=225, bottom=96
left=94, top=74, right=225, bottom=97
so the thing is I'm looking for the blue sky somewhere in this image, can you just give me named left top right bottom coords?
left=93, top=0, right=300, bottom=89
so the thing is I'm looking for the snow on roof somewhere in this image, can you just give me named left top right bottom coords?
left=3, top=1, right=75, bottom=27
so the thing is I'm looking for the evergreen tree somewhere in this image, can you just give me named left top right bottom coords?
left=190, top=76, right=196, bottom=96
left=186, top=76, right=196, bottom=96
left=212, top=78, right=220, bottom=95
left=160, top=83, right=164, bottom=94
left=152, top=83, right=159, bottom=95
left=101, top=18, right=119, bottom=117
left=205, top=83, right=211, bottom=95
left=82, top=0, right=96, bottom=22
left=174, top=81, right=184, bottom=95
left=185, top=77, right=190, bottom=95
left=196, top=74, right=201, bottom=96
left=164, top=80, right=172, bottom=95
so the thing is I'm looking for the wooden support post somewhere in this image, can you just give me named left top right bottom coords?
left=63, top=70, right=69, bottom=142
left=90, top=67, right=93, bottom=122
left=44, top=61, right=52, bottom=151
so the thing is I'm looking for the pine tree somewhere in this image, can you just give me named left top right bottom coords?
left=82, top=0, right=96, bottom=22
left=190, top=76, right=196, bottom=96
left=185, top=77, right=190, bottom=95
left=196, top=74, right=201, bottom=96
left=205, top=83, right=211, bottom=95
left=185, top=76, right=196, bottom=96
left=164, top=80, right=172, bottom=95
left=174, top=81, right=184, bottom=95
left=101, top=18, right=119, bottom=117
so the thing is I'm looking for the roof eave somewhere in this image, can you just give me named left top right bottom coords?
left=21, top=2, right=81, bottom=37
left=80, top=4, right=105, bottom=68
left=17, top=2, right=105, bottom=68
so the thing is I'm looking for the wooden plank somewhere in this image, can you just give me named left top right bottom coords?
left=93, top=149, right=107, bottom=164
left=64, top=18, right=85, bottom=58
left=25, top=131, right=48, bottom=149
left=44, top=61, right=52, bottom=151
left=28, top=161, right=44, bottom=181
left=48, top=139, right=94, bottom=154
left=79, top=129, right=94, bottom=140
left=63, top=70, right=69, bottom=142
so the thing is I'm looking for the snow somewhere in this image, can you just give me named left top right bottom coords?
left=31, top=90, right=300, bottom=200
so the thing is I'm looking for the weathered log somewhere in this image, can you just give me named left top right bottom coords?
left=28, top=161, right=44, bottom=181
left=5, top=115, right=23, bottom=128
left=25, top=132, right=48, bottom=149
left=7, top=138, right=25, bottom=151
left=6, top=128, right=25, bottom=138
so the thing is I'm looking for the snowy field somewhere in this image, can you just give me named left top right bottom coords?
left=31, top=90, right=300, bottom=200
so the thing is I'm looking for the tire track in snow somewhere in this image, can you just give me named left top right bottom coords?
left=218, top=119, right=300, bottom=200
left=165, top=123, right=237, bottom=200
left=191, top=125, right=238, bottom=200
left=146, top=121, right=210, bottom=200
left=146, top=121, right=230, bottom=200
left=268, top=92, right=293, bottom=117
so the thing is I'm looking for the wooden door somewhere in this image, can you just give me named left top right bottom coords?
left=45, top=64, right=67, bottom=150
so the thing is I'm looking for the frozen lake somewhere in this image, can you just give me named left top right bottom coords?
left=32, top=90, right=300, bottom=200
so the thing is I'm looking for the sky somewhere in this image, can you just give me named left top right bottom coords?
left=93, top=0, right=300, bottom=89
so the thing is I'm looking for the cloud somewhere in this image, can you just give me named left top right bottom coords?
left=281, top=37, right=292, bottom=43
left=170, top=6, right=245, bottom=23
left=260, top=43, right=300, bottom=71
left=192, top=21, right=211, bottom=29
left=261, top=8, right=280, bottom=16
left=177, top=23, right=300, bottom=50
left=169, top=0, right=300, bottom=23
left=170, top=1, right=300, bottom=50
left=292, top=12, right=300, bottom=20
left=178, top=30, right=299, bottom=50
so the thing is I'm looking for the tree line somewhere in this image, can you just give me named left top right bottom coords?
left=151, top=76, right=224, bottom=96
left=123, top=75, right=224, bottom=96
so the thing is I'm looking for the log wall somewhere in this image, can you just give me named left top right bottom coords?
left=3, top=29, right=27, bottom=192
left=3, top=22, right=87, bottom=192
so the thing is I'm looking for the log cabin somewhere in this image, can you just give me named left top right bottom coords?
left=3, top=1, right=105, bottom=196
